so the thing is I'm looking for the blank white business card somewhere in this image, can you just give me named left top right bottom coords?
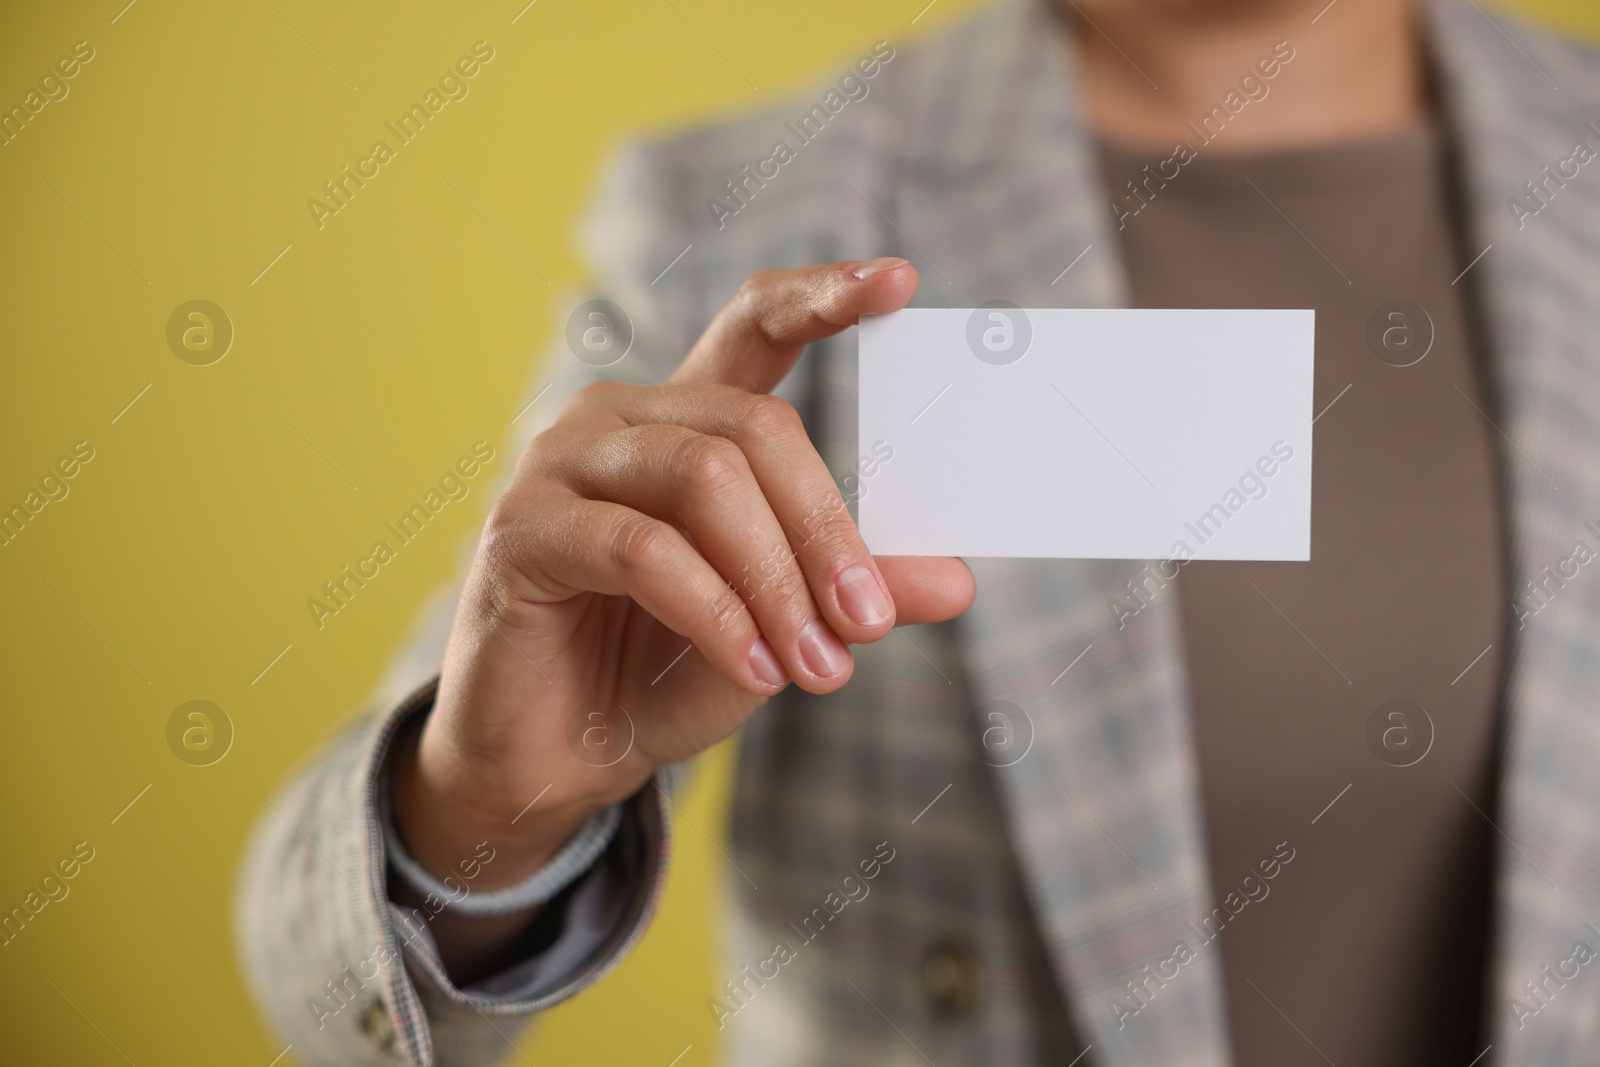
left=857, top=307, right=1314, bottom=560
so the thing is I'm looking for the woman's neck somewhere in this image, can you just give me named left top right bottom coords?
left=1065, top=0, right=1430, bottom=153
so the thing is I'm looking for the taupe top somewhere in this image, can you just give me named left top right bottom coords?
left=1100, top=127, right=1507, bottom=1066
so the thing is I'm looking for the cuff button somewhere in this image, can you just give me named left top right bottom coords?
left=921, top=941, right=980, bottom=1018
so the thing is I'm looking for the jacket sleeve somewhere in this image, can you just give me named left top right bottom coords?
left=234, top=678, right=672, bottom=1067
left=234, top=138, right=709, bottom=1067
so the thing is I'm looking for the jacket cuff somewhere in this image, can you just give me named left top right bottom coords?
left=236, top=676, right=671, bottom=1067
left=372, top=679, right=673, bottom=1063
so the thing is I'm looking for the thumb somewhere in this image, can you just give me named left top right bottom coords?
left=669, top=258, right=917, bottom=393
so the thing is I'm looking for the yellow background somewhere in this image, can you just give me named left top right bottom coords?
left=0, top=1, right=1593, bottom=1064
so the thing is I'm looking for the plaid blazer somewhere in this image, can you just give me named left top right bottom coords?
left=237, top=1, right=1600, bottom=1064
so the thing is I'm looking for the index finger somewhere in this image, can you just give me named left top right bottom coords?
left=669, top=258, right=917, bottom=394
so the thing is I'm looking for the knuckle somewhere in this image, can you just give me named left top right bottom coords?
left=611, top=514, right=678, bottom=573
left=735, top=541, right=807, bottom=607
left=533, top=383, right=633, bottom=461
left=558, top=384, right=600, bottom=424
left=568, top=379, right=626, bottom=414
left=523, top=425, right=569, bottom=474
left=707, top=587, right=747, bottom=632
left=556, top=380, right=631, bottom=430
left=755, top=564, right=812, bottom=617
left=477, top=497, right=540, bottom=613
left=730, top=270, right=786, bottom=326
left=482, top=493, right=528, bottom=555
left=795, top=490, right=854, bottom=547
left=738, top=269, right=780, bottom=301
left=800, top=510, right=860, bottom=560
left=737, top=393, right=803, bottom=441
left=669, top=433, right=750, bottom=494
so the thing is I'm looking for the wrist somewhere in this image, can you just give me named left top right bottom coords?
left=391, top=723, right=608, bottom=892
left=383, top=784, right=622, bottom=917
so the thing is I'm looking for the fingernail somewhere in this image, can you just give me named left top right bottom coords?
left=851, top=256, right=909, bottom=280
left=836, top=565, right=892, bottom=626
left=749, top=638, right=788, bottom=689
left=798, top=619, right=852, bottom=678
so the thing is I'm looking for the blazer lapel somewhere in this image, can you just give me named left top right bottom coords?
left=866, top=3, right=1233, bottom=1063
left=1428, top=0, right=1600, bottom=1058
left=830, top=1, right=1600, bottom=1060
